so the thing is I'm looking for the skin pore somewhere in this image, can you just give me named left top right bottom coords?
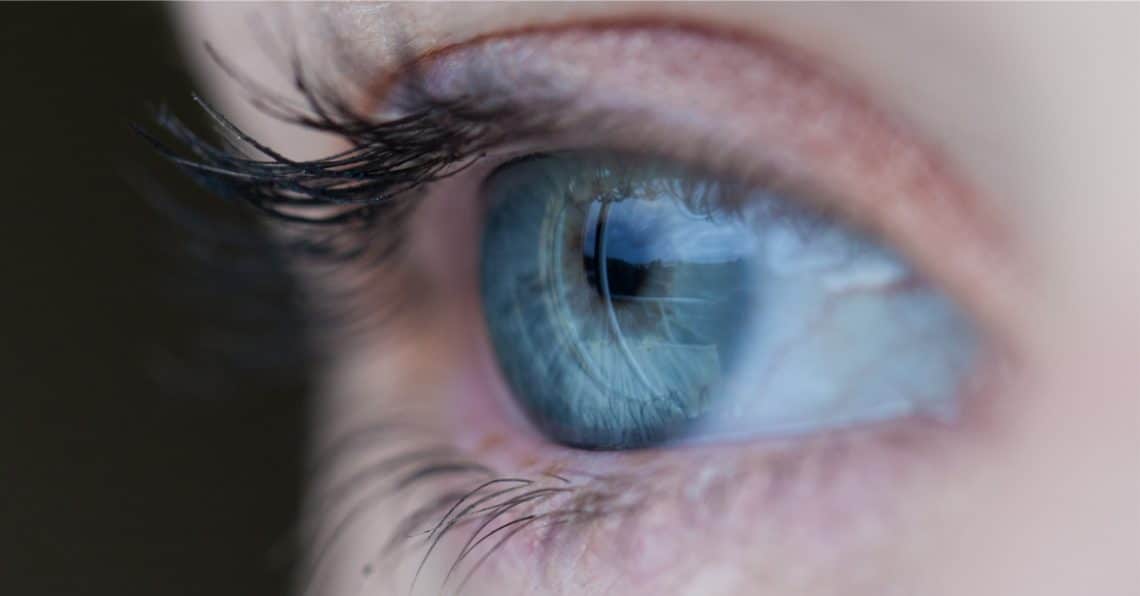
left=175, top=3, right=1137, bottom=596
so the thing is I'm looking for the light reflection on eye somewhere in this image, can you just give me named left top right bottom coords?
left=479, top=151, right=979, bottom=450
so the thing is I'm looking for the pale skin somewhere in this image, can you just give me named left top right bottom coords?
left=176, top=3, right=1137, bottom=596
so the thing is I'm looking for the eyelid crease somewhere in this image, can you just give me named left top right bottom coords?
left=362, top=17, right=823, bottom=106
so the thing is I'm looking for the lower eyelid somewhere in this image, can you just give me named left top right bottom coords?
left=424, top=344, right=998, bottom=591
left=308, top=331, right=1004, bottom=594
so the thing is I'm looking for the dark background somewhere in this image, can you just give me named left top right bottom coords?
left=2, top=5, right=304, bottom=595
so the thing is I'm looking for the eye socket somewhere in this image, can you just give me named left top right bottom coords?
left=479, top=150, right=979, bottom=450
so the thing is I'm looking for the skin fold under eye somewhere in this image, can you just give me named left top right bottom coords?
left=479, top=150, right=979, bottom=451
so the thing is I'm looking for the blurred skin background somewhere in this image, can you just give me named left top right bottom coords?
left=2, top=3, right=1138, bottom=596
left=1, top=5, right=303, bottom=596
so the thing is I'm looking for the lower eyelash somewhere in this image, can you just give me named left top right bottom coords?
left=298, top=423, right=636, bottom=596
left=293, top=340, right=994, bottom=594
left=299, top=419, right=924, bottom=595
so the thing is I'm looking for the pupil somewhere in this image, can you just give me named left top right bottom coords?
left=583, top=202, right=652, bottom=301
left=584, top=254, right=650, bottom=300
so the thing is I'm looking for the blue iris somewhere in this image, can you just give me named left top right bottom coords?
left=479, top=152, right=977, bottom=450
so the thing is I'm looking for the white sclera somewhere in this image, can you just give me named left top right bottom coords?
left=692, top=209, right=976, bottom=441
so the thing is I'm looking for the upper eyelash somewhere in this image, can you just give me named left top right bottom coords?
left=134, top=44, right=534, bottom=370
left=136, top=45, right=534, bottom=261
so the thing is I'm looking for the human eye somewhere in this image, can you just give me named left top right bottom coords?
left=480, top=150, right=976, bottom=450
left=153, top=13, right=1023, bottom=596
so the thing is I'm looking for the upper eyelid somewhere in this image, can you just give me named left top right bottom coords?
left=370, top=22, right=1022, bottom=343
left=388, top=22, right=971, bottom=219
left=156, top=18, right=1022, bottom=348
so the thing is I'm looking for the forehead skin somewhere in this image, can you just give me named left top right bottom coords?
left=174, top=3, right=1139, bottom=596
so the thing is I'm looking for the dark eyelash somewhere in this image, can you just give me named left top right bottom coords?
left=136, top=43, right=533, bottom=260
left=142, top=95, right=474, bottom=222
left=299, top=424, right=634, bottom=596
left=134, top=42, right=521, bottom=396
